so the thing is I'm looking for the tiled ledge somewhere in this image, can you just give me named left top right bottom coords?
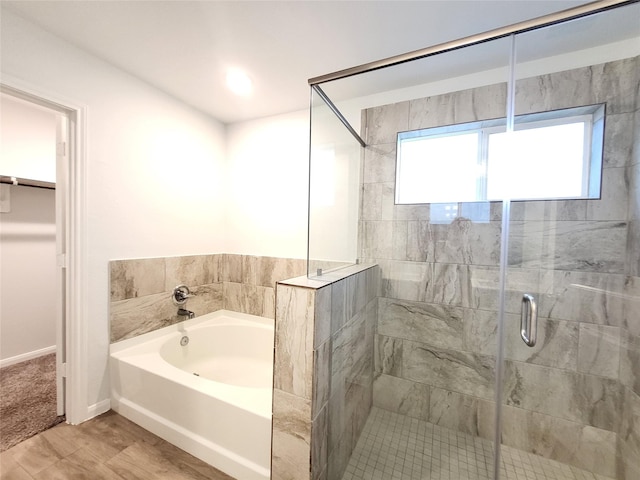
left=278, top=262, right=378, bottom=289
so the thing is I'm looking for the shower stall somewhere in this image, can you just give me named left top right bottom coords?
left=306, top=1, right=640, bottom=479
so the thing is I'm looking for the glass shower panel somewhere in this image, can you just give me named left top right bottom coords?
left=308, top=86, right=361, bottom=277
left=502, top=5, right=640, bottom=479
left=318, top=37, right=513, bottom=480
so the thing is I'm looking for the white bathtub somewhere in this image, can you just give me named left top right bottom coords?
left=110, top=310, right=274, bottom=480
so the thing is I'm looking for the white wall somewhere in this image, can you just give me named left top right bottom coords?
left=225, top=111, right=309, bottom=259
left=0, top=186, right=57, bottom=363
left=1, top=8, right=227, bottom=416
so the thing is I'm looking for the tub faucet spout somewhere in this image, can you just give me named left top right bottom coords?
left=178, top=308, right=195, bottom=319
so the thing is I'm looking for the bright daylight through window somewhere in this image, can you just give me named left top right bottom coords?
left=395, top=104, right=604, bottom=204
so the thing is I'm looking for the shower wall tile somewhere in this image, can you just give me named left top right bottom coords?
left=271, top=389, right=311, bottom=480
left=375, top=334, right=403, bottom=376
left=465, top=309, right=579, bottom=371
left=618, top=387, right=640, bottom=480
left=508, top=220, right=627, bottom=273
left=362, top=143, right=396, bottom=184
left=366, top=101, right=409, bottom=144
left=577, top=323, right=620, bottom=379
left=428, top=388, right=482, bottom=437
left=503, top=361, right=621, bottom=431
left=480, top=403, right=618, bottom=478
left=403, top=342, right=495, bottom=401
left=585, top=167, right=629, bottom=221
left=372, top=373, right=430, bottom=421
left=514, top=58, right=639, bottom=116
left=432, top=219, right=502, bottom=266
left=604, top=112, right=635, bottom=168
left=620, top=331, right=640, bottom=397
left=110, top=258, right=166, bottom=301
left=509, top=199, right=586, bottom=222
left=408, top=83, right=507, bottom=130
left=274, top=284, right=315, bottom=399
left=624, top=275, right=640, bottom=336
left=362, top=58, right=638, bottom=474
left=311, top=404, right=328, bottom=480
left=537, top=271, right=625, bottom=327
left=378, top=297, right=465, bottom=350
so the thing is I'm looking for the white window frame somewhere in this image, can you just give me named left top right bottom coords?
left=395, top=104, right=604, bottom=204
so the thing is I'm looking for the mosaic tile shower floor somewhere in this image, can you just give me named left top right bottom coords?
left=341, top=408, right=614, bottom=480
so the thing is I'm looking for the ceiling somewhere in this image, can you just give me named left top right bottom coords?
left=1, top=0, right=598, bottom=124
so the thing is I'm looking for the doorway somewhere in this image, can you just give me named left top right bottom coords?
left=0, top=88, right=70, bottom=450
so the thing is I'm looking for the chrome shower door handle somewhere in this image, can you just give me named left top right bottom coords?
left=520, top=293, right=538, bottom=347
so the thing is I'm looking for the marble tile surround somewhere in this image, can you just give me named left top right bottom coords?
left=109, top=253, right=305, bottom=343
left=361, top=57, right=640, bottom=478
left=271, top=265, right=379, bottom=480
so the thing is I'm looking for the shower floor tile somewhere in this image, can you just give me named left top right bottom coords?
left=341, top=407, right=614, bottom=480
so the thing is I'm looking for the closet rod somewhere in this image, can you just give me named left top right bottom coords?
left=0, top=175, right=56, bottom=190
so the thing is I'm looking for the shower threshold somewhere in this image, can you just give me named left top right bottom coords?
left=341, top=407, right=613, bottom=480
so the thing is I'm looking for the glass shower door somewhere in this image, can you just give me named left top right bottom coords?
left=498, top=5, right=640, bottom=478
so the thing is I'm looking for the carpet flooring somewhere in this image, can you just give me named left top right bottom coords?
left=0, top=353, right=64, bottom=452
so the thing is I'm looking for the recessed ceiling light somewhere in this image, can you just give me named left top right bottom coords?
left=226, top=68, right=253, bottom=97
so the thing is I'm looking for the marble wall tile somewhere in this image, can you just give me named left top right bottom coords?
left=165, top=254, right=221, bottom=288
left=586, top=167, right=629, bottom=221
left=432, top=219, right=502, bottom=266
left=241, top=255, right=258, bottom=285
left=110, top=258, right=166, bottom=301
left=363, top=144, right=396, bottom=184
left=360, top=221, right=393, bottom=259
left=239, top=284, right=264, bottom=317
left=313, top=340, right=331, bottom=419
left=408, top=83, right=507, bottom=131
left=186, top=283, right=223, bottom=318
left=503, top=361, right=621, bottom=431
left=628, top=220, right=640, bottom=277
left=222, top=281, right=242, bottom=313
left=375, top=334, right=403, bottom=376
left=330, top=279, right=347, bottom=335
left=508, top=220, right=627, bottom=273
left=603, top=112, right=635, bottom=168
left=624, top=275, right=640, bottom=336
left=274, top=285, right=315, bottom=399
left=223, top=254, right=242, bottom=283
left=514, top=58, right=638, bottom=116
left=257, top=256, right=307, bottom=289
left=465, top=309, right=579, bottom=371
left=618, top=387, right=640, bottom=480
left=372, top=374, right=430, bottom=421
left=537, top=271, right=625, bottom=326
left=271, top=389, right=311, bottom=480
left=311, top=404, right=328, bottom=480
left=428, top=388, right=482, bottom=436
left=406, top=220, right=435, bottom=262
left=403, top=341, right=495, bottom=400
left=577, top=323, right=620, bottom=379
left=366, top=101, right=409, bottom=145
left=263, top=286, right=276, bottom=319
left=110, top=291, right=177, bottom=343
left=378, top=297, right=465, bottom=350
left=620, top=331, right=640, bottom=397
left=379, top=260, right=434, bottom=302
left=430, top=263, right=472, bottom=307
left=360, top=183, right=382, bottom=221
left=314, top=286, right=332, bottom=349
left=509, top=200, right=586, bottom=222
left=480, top=403, right=618, bottom=478
left=346, top=272, right=367, bottom=320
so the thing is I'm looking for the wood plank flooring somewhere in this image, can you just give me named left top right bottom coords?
left=0, top=410, right=236, bottom=480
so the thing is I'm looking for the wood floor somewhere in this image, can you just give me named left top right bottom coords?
left=0, top=410, right=236, bottom=480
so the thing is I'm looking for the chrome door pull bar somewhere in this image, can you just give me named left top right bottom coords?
left=520, top=294, right=538, bottom=347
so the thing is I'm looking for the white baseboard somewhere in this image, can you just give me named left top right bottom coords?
left=0, top=345, right=56, bottom=368
left=87, top=398, right=111, bottom=420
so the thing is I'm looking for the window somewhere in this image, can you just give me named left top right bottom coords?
left=395, top=104, right=604, bottom=204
